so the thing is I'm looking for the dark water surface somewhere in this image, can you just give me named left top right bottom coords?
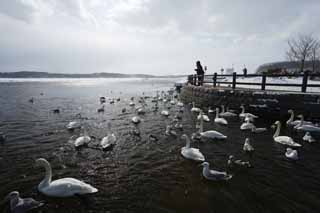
left=0, top=78, right=320, bottom=213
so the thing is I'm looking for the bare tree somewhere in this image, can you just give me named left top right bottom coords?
left=286, top=34, right=318, bottom=73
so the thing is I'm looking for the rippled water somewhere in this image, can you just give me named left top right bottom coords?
left=0, top=78, right=320, bottom=213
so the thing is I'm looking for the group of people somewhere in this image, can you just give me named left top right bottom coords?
left=193, top=61, right=248, bottom=86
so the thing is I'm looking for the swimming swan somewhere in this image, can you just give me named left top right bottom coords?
left=286, top=109, right=312, bottom=126
left=191, top=102, right=201, bottom=113
left=101, top=123, right=117, bottom=149
left=198, top=115, right=227, bottom=139
left=35, top=158, right=98, bottom=197
left=240, top=120, right=255, bottom=130
left=273, top=121, right=301, bottom=147
left=294, top=115, right=320, bottom=132
left=200, top=162, right=232, bottom=181
left=239, top=106, right=258, bottom=120
left=5, top=191, right=44, bottom=213
left=214, top=108, right=228, bottom=125
left=180, top=134, right=205, bottom=162
left=219, top=105, right=237, bottom=117
left=197, top=110, right=210, bottom=122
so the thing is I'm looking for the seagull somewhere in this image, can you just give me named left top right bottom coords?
left=5, top=191, right=44, bottom=213
left=200, top=162, right=232, bottom=181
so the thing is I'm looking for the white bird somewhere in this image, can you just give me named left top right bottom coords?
left=191, top=102, right=201, bottom=113
left=5, top=191, right=44, bottom=213
left=66, top=121, right=81, bottom=131
left=214, top=108, right=228, bottom=125
left=180, top=134, right=205, bottom=162
left=131, top=116, right=141, bottom=124
left=197, top=110, right=210, bottom=122
left=35, top=158, right=98, bottom=197
left=208, top=107, right=214, bottom=114
left=129, top=102, right=135, bottom=106
left=161, top=110, right=169, bottom=116
left=136, top=106, right=146, bottom=115
left=165, top=125, right=177, bottom=136
left=294, top=115, right=320, bottom=132
left=219, top=105, right=237, bottom=117
left=240, top=120, right=255, bottom=130
left=239, top=106, right=258, bottom=120
left=286, top=109, right=313, bottom=126
left=74, top=135, right=91, bottom=148
left=198, top=115, right=227, bottom=139
left=303, top=132, right=316, bottom=143
left=101, top=123, right=116, bottom=149
left=285, top=148, right=298, bottom=160
left=200, top=162, right=232, bottom=181
left=243, top=138, right=254, bottom=152
left=177, top=102, right=184, bottom=107
left=251, top=126, right=267, bottom=133
left=273, top=121, right=301, bottom=147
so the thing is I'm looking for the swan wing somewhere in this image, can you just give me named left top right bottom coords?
left=201, top=131, right=227, bottom=139
left=274, top=136, right=301, bottom=147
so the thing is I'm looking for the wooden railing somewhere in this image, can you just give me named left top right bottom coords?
left=187, top=72, right=320, bottom=93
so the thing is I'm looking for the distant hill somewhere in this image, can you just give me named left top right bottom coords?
left=0, top=71, right=185, bottom=78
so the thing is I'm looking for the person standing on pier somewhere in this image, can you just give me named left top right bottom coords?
left=195, top=61, right=205, bottom=86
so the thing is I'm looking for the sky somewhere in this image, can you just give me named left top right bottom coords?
left=1, top=0, right=320, bottom=75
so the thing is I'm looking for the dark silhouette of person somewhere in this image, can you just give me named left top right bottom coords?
left=194, top=61, right=205, bottom=86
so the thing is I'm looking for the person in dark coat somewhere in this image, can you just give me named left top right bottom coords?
left=194, top=61, right=205, bottom=86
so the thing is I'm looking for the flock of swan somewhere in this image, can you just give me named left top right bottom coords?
left=3, top=89, right=320, bottom=212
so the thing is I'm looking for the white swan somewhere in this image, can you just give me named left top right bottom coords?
left=219, top=105, right=237, bottom=117
left=101, top=123, right=116, bottom=149
left=303, top=132, right=316, bottom=143
left=273, top=121, right=301, bottom=147
left=177, top=102, right=184, bottom=107
left=243, top=138, right=254, bottom=152
left=239, top=106, right=258, bottom=120
left=294, top=115, right=320, bottom=132
left=200, top=162, right=232, bottom=181
left=74, top=135, right=91, bottom=148
left=161, top=110, right=169, bottom=116
left=286, top=109, right=313, bottom=126
left=129, top=102, right=135, bottom=106
left=35, top=158, right=98, bottom=197
left=180, top=134, right=205, bottom=162
left=5, top=191, right=44, bottom=213
left=131, top=116, right=141, bottom=124
left=240, top=120, right=255, bottom=130
left=214, top=108, right=228, bottom=125
left=285, top=148, right=298, bottom=160
left=191, top=102, right=201, bottom=113
left=198, top=115, right=227, bottom=139
left=66, top=121, right=81, bottom=130
left=197, top=110, right=210, bottom=122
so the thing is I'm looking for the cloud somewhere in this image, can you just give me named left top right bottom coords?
left=0, top=0, right=320, bottom=74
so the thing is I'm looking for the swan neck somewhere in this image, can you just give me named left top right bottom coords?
left=185, top=136, right=191, bottom=148
left=199, top=117, right=204, bottom=133
left=221, top=105, right=225, bottom=113
left=273, top=122, right=281, bottom=138
left=241, top=107, right=245, bottom=114
left=288, top=111, right=294, bottom=123
left=40, top=161, right=52, bottom=187
left=215, top=108, right=219, bottom=119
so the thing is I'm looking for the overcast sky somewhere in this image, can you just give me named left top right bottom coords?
left=1, top=0, right=320, bottom=75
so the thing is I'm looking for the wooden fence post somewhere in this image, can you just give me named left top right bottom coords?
left=232, top=72, right=237, bottom=89
left=193, top=75, right=196, bottom=85
left=213, top=73, right=217, bottom=87
left=261, top=73, right=266, bottom=90
left=302, top=71, right=309, bottom=92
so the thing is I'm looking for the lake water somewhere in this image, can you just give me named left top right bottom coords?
left=0, top=78, right=320, bottom=213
